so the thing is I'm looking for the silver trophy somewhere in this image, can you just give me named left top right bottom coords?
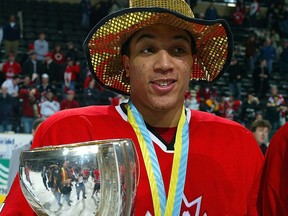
left=19, top=139, right=139, bottom=216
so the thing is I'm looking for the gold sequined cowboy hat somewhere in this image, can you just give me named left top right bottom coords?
left=83, top=0, right=233, bottom=95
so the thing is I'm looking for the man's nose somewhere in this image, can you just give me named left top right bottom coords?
left=153, top=50, right=174, bottom=73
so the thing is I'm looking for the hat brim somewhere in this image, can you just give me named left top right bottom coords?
left=83, top=7, right=233, bottom=95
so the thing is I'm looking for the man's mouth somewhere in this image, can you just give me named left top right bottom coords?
left=152, top=80, right=176, bottom=87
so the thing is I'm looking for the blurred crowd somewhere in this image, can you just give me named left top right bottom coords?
left=0, top=0, right=287, bottom=145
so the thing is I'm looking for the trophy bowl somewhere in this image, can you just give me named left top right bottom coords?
left=19, top=139, right=139, bottom=216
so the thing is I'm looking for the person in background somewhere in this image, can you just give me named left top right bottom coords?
left=258, top=122, right=288, bottom=215
left=42, top=53, right=61, bottom=86
left=1, top=74, right=21, bottom=97
left=39, top=87, right=60, bottom=119
left=37, top=73, right=56, bottom=103
left=34, top=32, right=49, bottom=62
left=227, top=56, right=244, bottom=100
left=204, top=2, right=218, bottom=20
left=65, top=42, right=79, bottom=62
left=63, top=58, right=80, bottom=95
left=250, top=119, right=272, bottom=155
left=60, top=90, right=80, bottom=110
left=74, top=167, right=87, bottom=200
left=18, top=75, right=40, bottom=133
left=252, top=58, right=270, bottom=101
left=0, top=86, right=16, bottom=132
left=81, top=0, right=92, bottom=28
left=2, top=52, right=22, bottom=80
left=82, top=78, right=101, bottom=106
left=3, top=14, right=20, bottom=58
left=2, top=0, right=263, bottom=215
left=240, top=91, right=261, bottom=128
left=22, top=51, right=44, bottom=83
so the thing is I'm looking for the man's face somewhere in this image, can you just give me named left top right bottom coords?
left=253, top=127, right=269, bottom=145
left=123, top=24, right=193, bottom=112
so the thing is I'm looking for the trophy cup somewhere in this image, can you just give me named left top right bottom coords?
left=19, top=139, right=139, bottom=216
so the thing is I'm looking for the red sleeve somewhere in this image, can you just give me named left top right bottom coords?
left=18, top=88, right=30, bottom=97
left=1, top=173, right=36, bottom=216
left=258, top=122, right=288, bottom=215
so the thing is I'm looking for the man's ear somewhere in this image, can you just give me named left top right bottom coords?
left=122, top=55, right=130, bottom=78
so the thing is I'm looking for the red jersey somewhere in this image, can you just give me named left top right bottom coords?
left=258, top=122, right=288, bottom=215
left=60, top=99, right=79, bottom=110
left=2, top=105, right=263, bottom=215
left=64, top=64, right=80, bottom=82
left=2, top=61, right=22, bottom=79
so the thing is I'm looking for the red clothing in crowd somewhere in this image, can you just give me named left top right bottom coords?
left=2, top=105, right=263, bottom=215
left=2, top=61, right=22, bottom=79
left=64, top=64, right=80, bottom=82
left=52, top=51, right=66, bottom=64
left=60, top=99, right=80, bottom=110
left=258, top=122, right=288, bottom=215
left=231, top=9, right=245, bottom=26
left=18, top=88, right=40, bottom=117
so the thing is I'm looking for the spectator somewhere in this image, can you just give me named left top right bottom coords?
left=22, top=51, right=44, bottom=83
left=3, top=14, right=20, bottom=58
left=204, top=3, right=218, bottom=20
left=260, top=38, right=276, bottom=74
left=60, top=90, right=80, bottom=110
left=81, top=0, right=92, bottom=28
left=231, top=5, right=245, bottom=27
left=18, top=75, right=40, bottom=133
left=1, top=74, right=21, bottom=97
left=250, top=119, right=272, bottom=155
left=265, top=93, right=287, bottom=136
left=43, top=52, right=61, bottom=85
left=266, top=3, right=277, bottom=28
left=196, top=85, right=217, bottom=111
left=63, top=58, right=80, bottom=95
left=245, top=33, right=260, bottom=74
left=2, top=53, right=22, bottom=80
left=278, top=39, right=288, bottom=79
left=252, top=58, right=270, bottom=100
left=218, top=94, right=242, bottom=122
left=51, top=44, right=66, bottom=66
left=37, top=73, right=56, bottom=103
left=39, top=87, right=60, bottom=119
left=0, top=86, right=16, bottom=132
left=34, top=32, right=49, bottom=62
left=99, top=88, right=117, bottom=105
left=247, top=0, right=260, bottom=27
left=82, top=78, right=101, bottom=106
left=240, top=91, right=261, bottom=128
left=203, top=94, right=220, bottom=115
left=184, top=89, right=199, bottom=110
left=227, top=57, right=244, bottom=100
left=65, top=42, right=79, bottom=62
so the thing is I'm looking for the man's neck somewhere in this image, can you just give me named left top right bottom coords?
left=128, top=102, right=183, bottom=128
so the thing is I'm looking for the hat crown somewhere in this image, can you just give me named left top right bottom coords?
left=129, top=0, right=194, bottom=18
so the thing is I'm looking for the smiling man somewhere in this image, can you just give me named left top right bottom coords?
left=2, top=0, right=263, bottom=215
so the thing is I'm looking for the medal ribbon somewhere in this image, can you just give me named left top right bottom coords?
left=127, top=101, right=189, bottom=216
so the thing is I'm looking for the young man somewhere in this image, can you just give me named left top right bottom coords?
left=258, top=122, right=288, bottom=215
left=2, top=0, right=263, bottom=215
left=250, top=119, right=272, bottom=155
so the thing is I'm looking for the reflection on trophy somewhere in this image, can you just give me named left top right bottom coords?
left=19, top=139, right=139, bottom=216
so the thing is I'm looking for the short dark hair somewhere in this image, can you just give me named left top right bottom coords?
left=32, top=118, right=45, bottom=131
left=250, top=119, right=272, bottom=132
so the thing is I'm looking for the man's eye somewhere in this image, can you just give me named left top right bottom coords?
left=141, top=47, right=154, bottom=54
left=174, top=47, right=186, bottom=54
